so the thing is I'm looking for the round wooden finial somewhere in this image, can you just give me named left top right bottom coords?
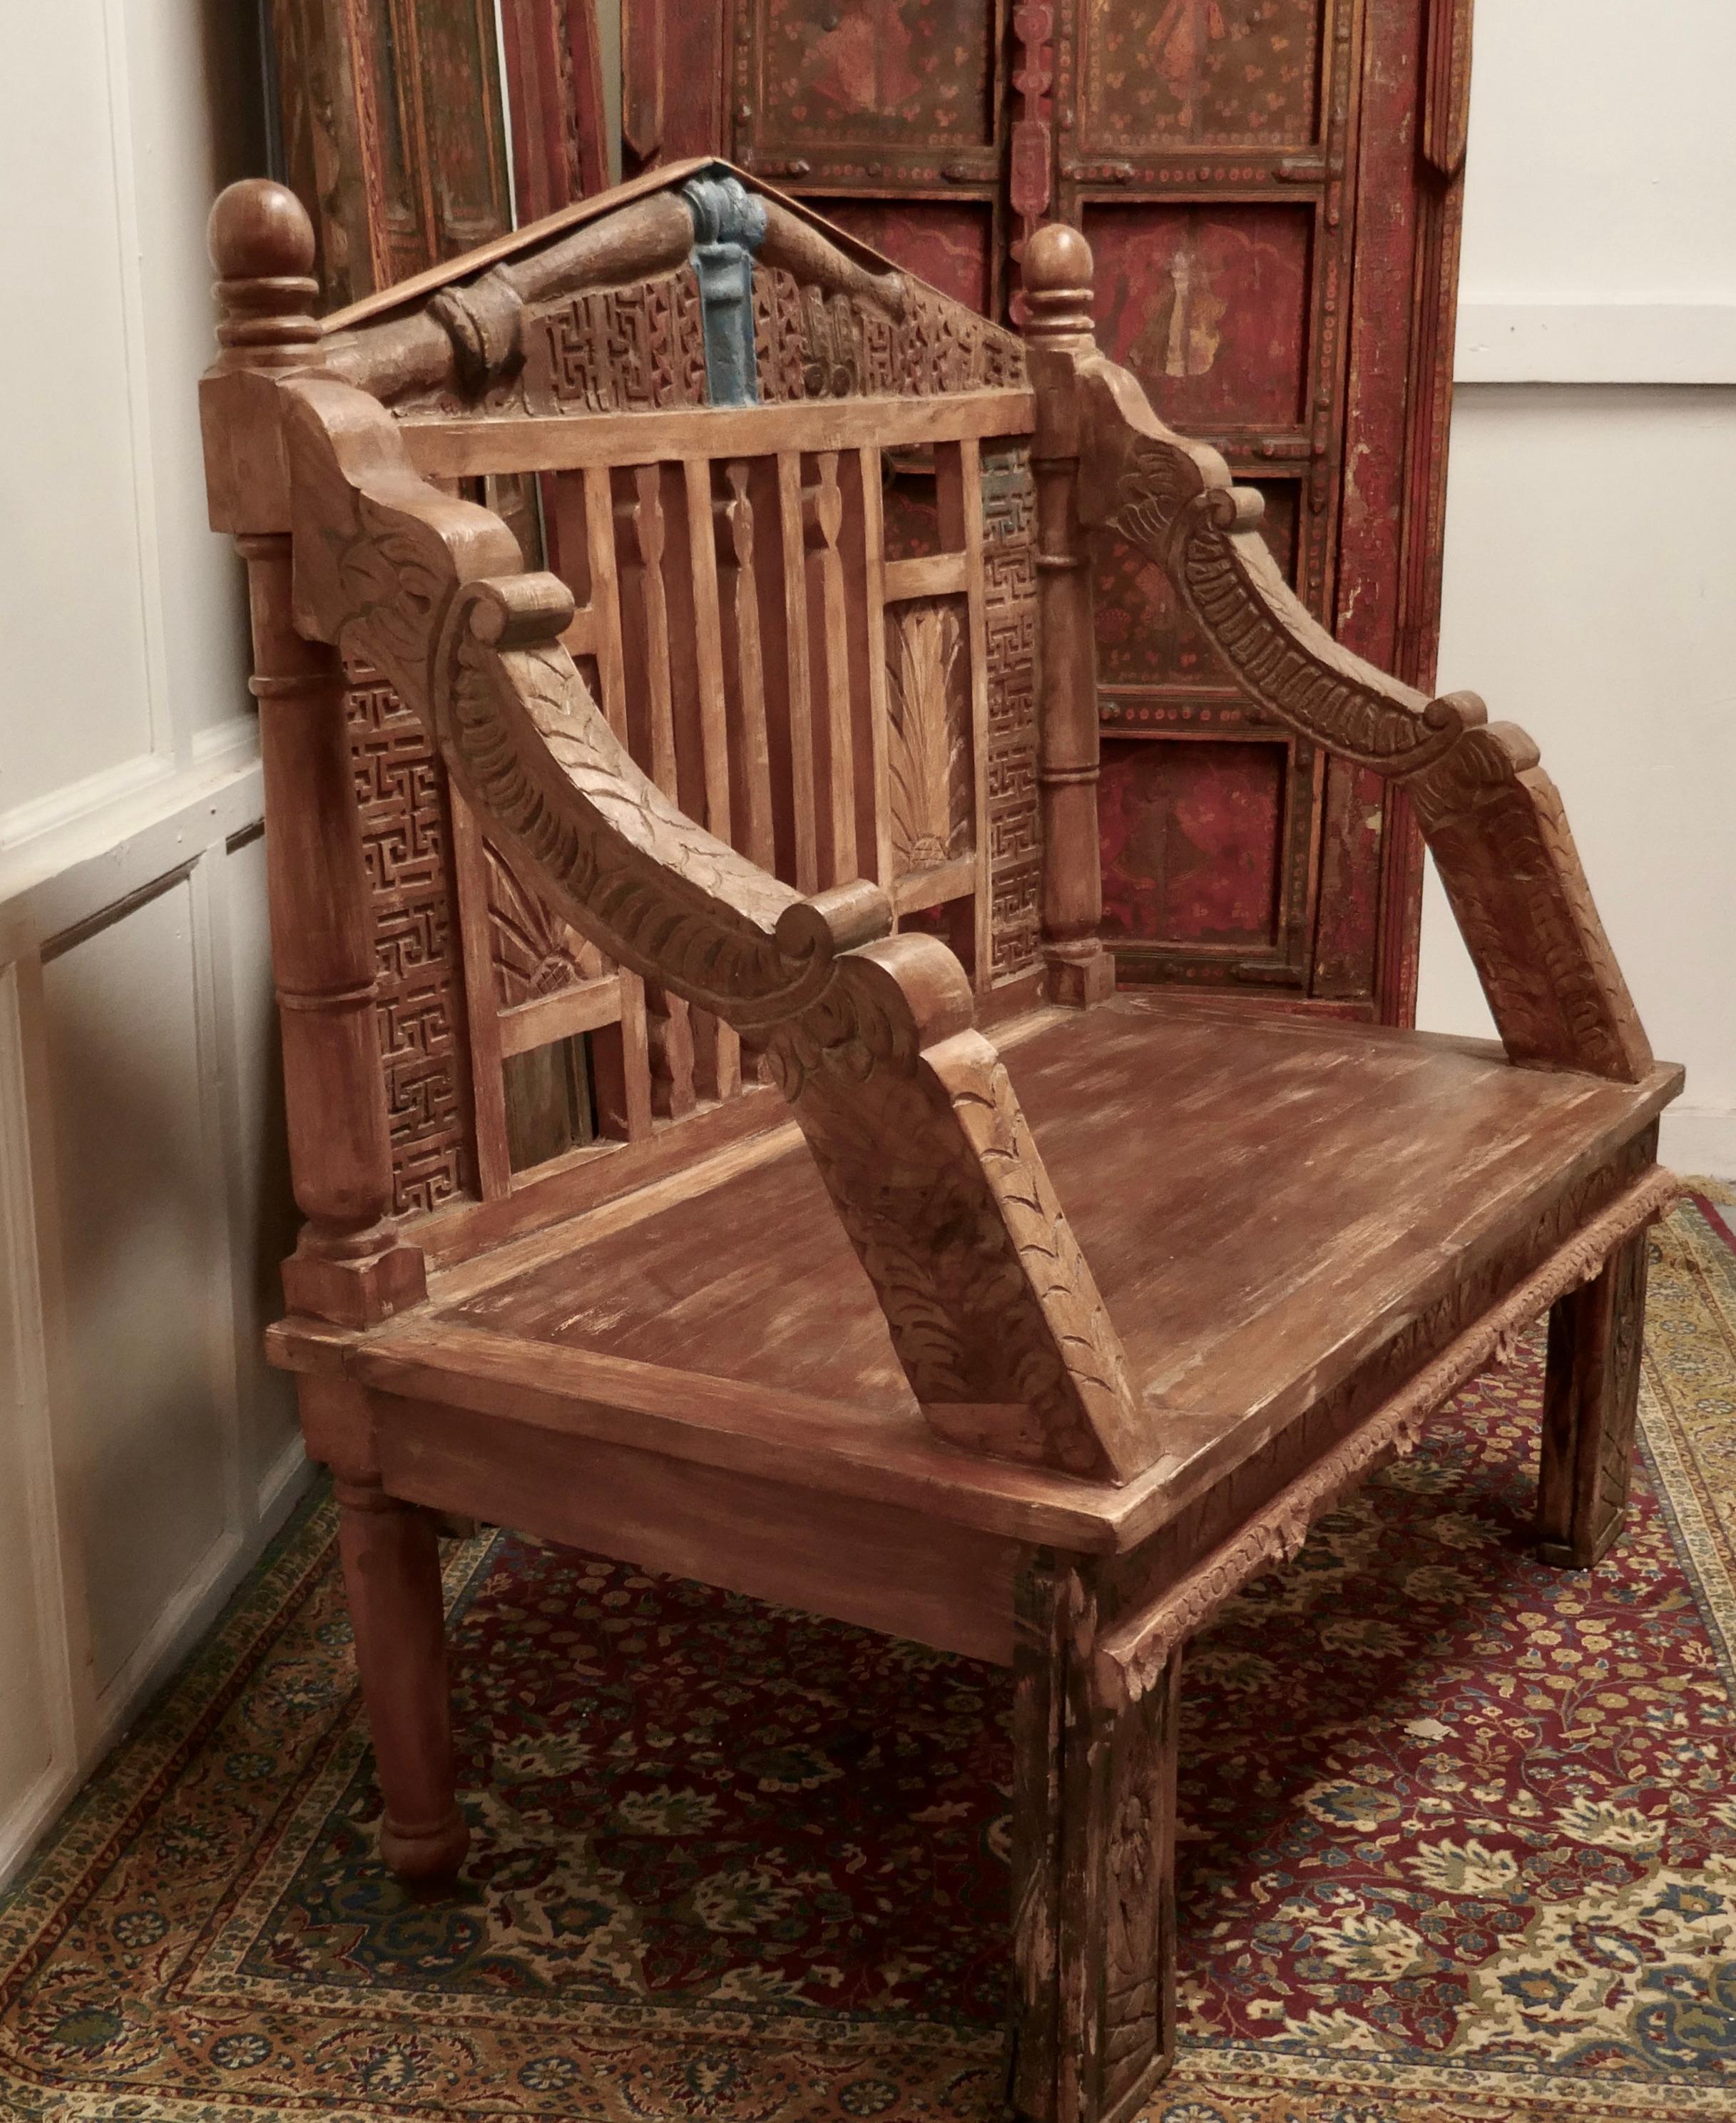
left=208, top=178, right=321, bottom=371
left=209, top=178, right=315, bottom=280
left=1022, top=223, right=1096, bottom=347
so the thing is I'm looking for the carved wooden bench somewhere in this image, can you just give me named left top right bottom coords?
left=201, top=164, right=1680, bottom=2122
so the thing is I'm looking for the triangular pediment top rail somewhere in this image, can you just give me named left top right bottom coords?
left=316, top=159, right=1028, bottom=419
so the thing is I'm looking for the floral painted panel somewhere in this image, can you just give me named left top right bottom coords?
left=751, top=0, right=999, bottom=151
left=1079, top=0, right=1326, bottom=150
left=1085, top=200, right=1314, bottom=432
left=1098, top=734, right=1286, bottom=947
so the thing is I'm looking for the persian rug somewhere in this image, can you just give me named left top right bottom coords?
left=5, top=1192, right=1736, bottom=2123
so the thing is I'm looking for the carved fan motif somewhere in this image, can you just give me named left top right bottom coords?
left=483, top=838, right=598, bottom=1009
left=887, top=600, right=971, bottom=872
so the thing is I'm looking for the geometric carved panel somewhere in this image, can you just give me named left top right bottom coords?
left=981, top=443, right=1041, bottom=982
left=525, top=271, right=708, bottom=414
left=345, top=667, right=476, bottom=1215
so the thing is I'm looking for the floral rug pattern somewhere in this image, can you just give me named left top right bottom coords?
left=4, top=1192, right=1736, bottom=2122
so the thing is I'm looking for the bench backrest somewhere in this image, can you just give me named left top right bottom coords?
left=224, top=166, right=1048, bottom=1261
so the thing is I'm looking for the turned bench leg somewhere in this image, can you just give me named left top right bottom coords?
left=1536, top=1228, right=1650, bottom=1569
left=1011, top=1559, right=1179, bottom=2123
left=335, top=1476, right=470, bottom=1880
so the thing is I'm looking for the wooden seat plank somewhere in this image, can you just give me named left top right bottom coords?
left=442, top=999, right=1676, bottom=1444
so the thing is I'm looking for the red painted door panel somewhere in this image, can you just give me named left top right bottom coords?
left=518, top=0, right=1471, bottom=1021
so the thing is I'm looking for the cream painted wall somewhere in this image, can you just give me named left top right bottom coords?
left=1419, top=0, right=1736, bottom=1174
left=0, top=0, right=301, bottom=1885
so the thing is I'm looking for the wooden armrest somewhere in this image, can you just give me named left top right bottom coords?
left=1024, top=218, right=1649, bottom=1085
left=280, top=375, right=1153, bottom=1487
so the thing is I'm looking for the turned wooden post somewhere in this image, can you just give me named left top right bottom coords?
left=1023, top=225, right=1113, bottom=1010
left=334, top=1472, right=470, bottom=1878
left=205, top=181, right=425, bottom=1325
left=297, top=1376, right=469, bottom=1882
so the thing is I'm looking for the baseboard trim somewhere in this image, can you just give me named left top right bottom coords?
left=257, top=1433, right=315, bottom=1530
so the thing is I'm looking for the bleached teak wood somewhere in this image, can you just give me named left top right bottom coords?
left=202, top=172, right=1681, bottom=2123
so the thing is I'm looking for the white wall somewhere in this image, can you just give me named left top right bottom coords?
left=1420, top=0, right=1736, bottom=1175
left=0, top=0, right=302, bottom=1884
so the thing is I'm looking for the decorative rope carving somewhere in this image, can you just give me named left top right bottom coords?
left=1091, top=1166, right=1683, bottom=1710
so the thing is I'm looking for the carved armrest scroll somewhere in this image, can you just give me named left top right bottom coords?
left=1051, top=263, right=1650, bottom=1085
left=281, top=371, right=1154, bottom=1487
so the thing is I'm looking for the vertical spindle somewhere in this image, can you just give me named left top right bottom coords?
left=1023, top=223, right=1114, bottom=1009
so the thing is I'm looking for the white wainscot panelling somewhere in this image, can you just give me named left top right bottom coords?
left=0, top=0, right=294, bottom=1888
left=0, top=767, right=307, bottom=1885
left=0, top=962, right=77, bottom=1875
left=41, top=870, right=241, bottom=1695
left=223, top=828, right=301, bottom=1504
left=0, top=0, right=163, bottom=835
